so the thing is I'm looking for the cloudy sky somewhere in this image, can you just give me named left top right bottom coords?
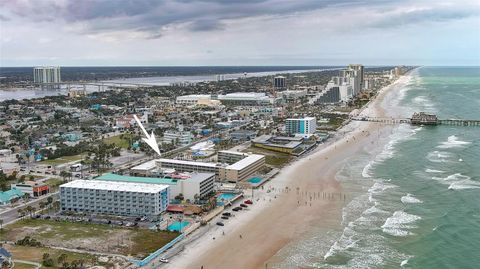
left=1, top=0, right=479, bottom=66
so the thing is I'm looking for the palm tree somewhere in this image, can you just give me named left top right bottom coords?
left=17, top=208, right=24, bottom=218
left=25, top=205, right=36, bottom=218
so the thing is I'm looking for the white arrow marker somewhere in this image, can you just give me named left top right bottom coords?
left=133, top=114, right=161, bottom=156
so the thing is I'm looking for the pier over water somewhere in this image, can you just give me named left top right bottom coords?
left=351, top=112, right=480, bottom=127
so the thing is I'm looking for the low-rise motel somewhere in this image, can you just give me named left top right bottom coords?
left=157, top=153, right=265, bottom=182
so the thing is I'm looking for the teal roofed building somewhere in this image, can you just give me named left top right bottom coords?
left=0, top=188, right=24, bottom=205
left=96, top=173, right=178, bottom=185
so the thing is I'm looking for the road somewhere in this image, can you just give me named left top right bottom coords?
left=0, top=192, right=59, bottom=225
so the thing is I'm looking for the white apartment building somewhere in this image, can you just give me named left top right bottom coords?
left=33, top=66, right=61, bottom=84
left=217, top=150, right=249, bottom=164
left=285, top=117, right=317, bottom=135
left=60, top=180, right=170, bottom=216
left=223, top=154, right=265, bottom=182
left=162, top=130, right=193, bottom=146
left=95, top=172, right=215, bottom=201
left=157, top=159, right=219, bottom=175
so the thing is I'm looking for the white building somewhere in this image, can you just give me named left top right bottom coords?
left=95, top=172, right=214, bottom=201
left=158, top=159, right=219, bottom=175
left=176, top=94, right=212, bottom=106
left=162, top=130, right=193, bottom=146
left=348, top=64, right=364, bottom=90
left=285, top=117, right=317, bottom=135
left=216, top=92, right=272, bottom=106
left=223, top=154, right=265, bottom=182
left=217, top=150, right=249, bottom=164
left=33, top=66, right=61, bottom=88
left=180, top=172, right=215, bottom=200
left=158, top=152, right=265, bottom=182
left=60, top=180, right=170, bottom=216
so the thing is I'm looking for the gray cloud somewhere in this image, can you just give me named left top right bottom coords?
left=0, top=14, right=10, bottom=21
left=2, top=0, right=477, bottom=39
left=369, top=6, right=479, bottom=28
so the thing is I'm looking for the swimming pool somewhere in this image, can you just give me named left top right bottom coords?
left=167, top=221, right=190, bottom=232
left=216, top=193, right=237, bottom=205
left=248, top=177, right=262, bottom=184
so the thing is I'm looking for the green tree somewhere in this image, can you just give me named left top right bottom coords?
left=57, top=253, right=68, bottom=265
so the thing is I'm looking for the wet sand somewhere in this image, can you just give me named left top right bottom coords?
left=164, top=75, right=412, bottom=269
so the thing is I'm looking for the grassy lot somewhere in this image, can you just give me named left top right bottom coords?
left=44, top=178, right=64, bottom=189
left=40, top=154, right=84, bottom=165
left=1, top=219, right=179, bottom=259
left=103, top=134, right=133, bottom=149
left=12, top=262, right=37, bottom=269
left=242, top=146, right=292, bottom=167
left=6, top=245, right=105, bottom=268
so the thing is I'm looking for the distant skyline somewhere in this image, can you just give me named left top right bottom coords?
left=1, top=0, right=479, bottom=67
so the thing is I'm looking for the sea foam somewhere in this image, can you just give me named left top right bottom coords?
left=401, top=193, right=423, bottom=204
left=382, top=211, right=421, bottom=237
left=426, top=151, right=454, bottom=163
left=437, top=135, right=471, bottom=149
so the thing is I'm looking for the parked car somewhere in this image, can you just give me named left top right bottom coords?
left=244, top=200, right=253, bottom=205
left=216, top=222, right=225, bottom=226
left=222, top=212, right=232, bottom=216
left=159, top=258, right=169, bottom=263
left=221, top=216, right=229, bottom=220
left=240, top=204, right=248, bottom=208
left=232, top=207, right=240, bottom=212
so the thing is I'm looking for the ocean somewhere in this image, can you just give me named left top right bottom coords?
left=276, top=67, right=480, bottom=268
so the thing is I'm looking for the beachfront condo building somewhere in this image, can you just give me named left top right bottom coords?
left=285, top=117, right=317, bottom=135
left=95, top=172, right=215, bottom=201
left=348, top=64, right=364, bottom=90
left=60, top=180, right=170, bottom=216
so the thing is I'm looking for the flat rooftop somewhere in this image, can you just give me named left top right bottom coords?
left=60, top=180, right=169, bottom=193
left=131, top=159, right=158, bottom=171
left=286, top=117, right=316, bottom=121
left=158, top=158, right=219, bottom=168
left=227, top=154, right=264, bottom=171
left=218, top=150, right=248, bottom=156
left=252, top=135, right=303, bottom=149
left=96, top=173, right=178, bottom=185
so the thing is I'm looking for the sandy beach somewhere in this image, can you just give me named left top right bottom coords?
left=162, top=74, right=413, bottom=269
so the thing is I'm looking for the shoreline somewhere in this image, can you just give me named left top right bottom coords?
left=162, top=73, right=414, bottom=269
